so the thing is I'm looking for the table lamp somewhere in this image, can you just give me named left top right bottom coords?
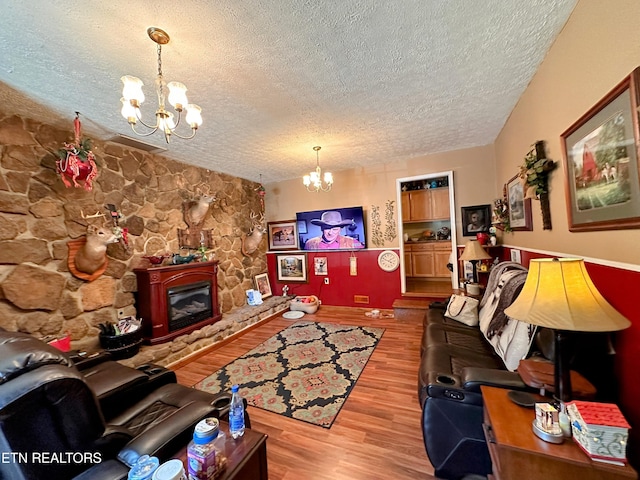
left=504, top=258, right=630, bottom=404
left=459, top=239, right=491, bottom=293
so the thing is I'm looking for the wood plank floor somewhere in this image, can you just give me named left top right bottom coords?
left=172, top=306, right=436, bottom=480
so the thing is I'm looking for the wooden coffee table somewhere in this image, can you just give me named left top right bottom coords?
left=177, top=422, right=268, bottom=480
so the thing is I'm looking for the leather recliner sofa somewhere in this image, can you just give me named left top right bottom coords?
left=0, top=331, right=235, bottom=480
left=419, top=261, right=615, bottom=480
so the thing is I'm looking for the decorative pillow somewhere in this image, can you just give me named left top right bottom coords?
left=444, top=294, right=479, bottom=327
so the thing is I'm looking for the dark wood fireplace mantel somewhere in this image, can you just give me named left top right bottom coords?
left=134, top=261, right=222, bottom=345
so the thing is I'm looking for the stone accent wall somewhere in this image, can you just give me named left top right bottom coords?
left=0, top=113, right=268, bottom=356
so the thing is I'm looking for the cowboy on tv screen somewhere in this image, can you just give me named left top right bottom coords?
left=297, top=206, right=366, bottom=250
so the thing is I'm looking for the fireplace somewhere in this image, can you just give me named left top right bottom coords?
left=134, top=261, right=222, bottom=345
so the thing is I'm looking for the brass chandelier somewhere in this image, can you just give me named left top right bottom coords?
left=303, top=146, right=334, bottom=192
left=120, top=27, right=203, bottom=143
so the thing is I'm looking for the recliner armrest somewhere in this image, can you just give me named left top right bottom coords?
left=460, top=367, right=527, bottom=393
left=70, top=351, right=113, bottom=370
left=116, top=400, right=216, bottom=467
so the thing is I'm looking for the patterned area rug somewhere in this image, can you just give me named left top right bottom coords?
left=194, top=321, right=384, bottom=428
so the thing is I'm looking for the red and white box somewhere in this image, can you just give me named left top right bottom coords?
left=566, top=400, right=630, bottom=464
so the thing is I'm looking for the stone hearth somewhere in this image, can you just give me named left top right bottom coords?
left=120, top=295, right=290, bottom=368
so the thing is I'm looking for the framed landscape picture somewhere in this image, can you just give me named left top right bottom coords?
left=506, top=174, right=533, bottom=231
left=267, top=220, right=298, bottom=250
left=561, top=68, right=640, bottom=232
left=275, top=253, right=308, bottom=283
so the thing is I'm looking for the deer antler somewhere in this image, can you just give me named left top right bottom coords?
left=81, top=210, right=105, bottom=220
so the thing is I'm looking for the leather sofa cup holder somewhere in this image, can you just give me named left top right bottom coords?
left=213, top=397, right=231, bottom=409
left=436, top=374, right=457, bottom=386
left=136, top=364, right=167, bottom=376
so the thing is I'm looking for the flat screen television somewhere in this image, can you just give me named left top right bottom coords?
left=296, top=206, right=366, bottom=250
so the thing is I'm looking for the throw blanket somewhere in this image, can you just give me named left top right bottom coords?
left=479, top=261, right=528, bottom=310
left=479, top=264, right=535, bottom=371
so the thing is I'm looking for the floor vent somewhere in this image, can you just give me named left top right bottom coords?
left=354, top=295, right=369, bottom=304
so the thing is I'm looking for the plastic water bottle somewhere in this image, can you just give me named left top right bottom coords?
left=229, top=384, right=245, bottom=439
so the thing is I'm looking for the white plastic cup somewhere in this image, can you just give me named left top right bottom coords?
left=151, top=460, right=186, bottom=480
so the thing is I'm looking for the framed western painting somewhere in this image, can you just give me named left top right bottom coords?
left=461, top=204, right=491, bottom=236
left=506, top=174, right=533, bottom=231
left=267, top=220, right=298, bottom=250
left=253, top=273, right=272, bottom=299
left=561, top=68, right=640, bottom=232
left=275, top=253, right=308, bottom=283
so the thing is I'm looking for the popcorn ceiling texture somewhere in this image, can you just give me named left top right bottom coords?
left=0, top=111, right=271, bottom=364
left=0, top=1, right=576, bottom=183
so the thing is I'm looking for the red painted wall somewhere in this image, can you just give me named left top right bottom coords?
left=266, top=250, right=401, bottom=309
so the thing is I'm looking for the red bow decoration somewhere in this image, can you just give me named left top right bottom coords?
left=56, top=113, right=98, bottom=191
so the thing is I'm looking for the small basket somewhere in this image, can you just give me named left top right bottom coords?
left=290, top=296, right=320, bottom=314
left=99, top=327, right=143, bottom=360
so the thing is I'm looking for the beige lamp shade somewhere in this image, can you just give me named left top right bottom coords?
left=459, top=239, right=491, bottom=262
left=504, top=258, right=630, bottom=332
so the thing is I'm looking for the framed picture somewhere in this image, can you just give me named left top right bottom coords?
left=267, top=220, right=298, bottom=250
left=461, top=204, right=491, bottom=236
left=561, top=68, right=640, bottom=232
left=253, top=273, right=272, bottom=299
left=276, top=253, right=308, bottom=283
left=506, top=174, right=533, bottom=231
left=314, top=257, right=328, bottom=275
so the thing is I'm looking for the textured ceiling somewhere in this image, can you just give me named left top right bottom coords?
left=0, top=1, right=576, bottom=184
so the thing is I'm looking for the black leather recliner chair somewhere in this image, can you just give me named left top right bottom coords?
left=0, top=331, right=230, bottom=480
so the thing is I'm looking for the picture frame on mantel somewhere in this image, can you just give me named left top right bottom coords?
left=506, top=174, right=533, bottom=231
left=560, top=68, right=640, bottom=232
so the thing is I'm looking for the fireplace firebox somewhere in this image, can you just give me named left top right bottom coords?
left=134, top=261, right=222, bottom=345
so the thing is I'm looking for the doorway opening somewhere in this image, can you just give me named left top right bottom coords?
left=396, top=171, right=458, bottom=297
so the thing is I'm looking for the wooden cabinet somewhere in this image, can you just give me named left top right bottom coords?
left=429, top=188, right=451, bottom=219
left=411, top=244, right=435, bottom=277
left=403, top=249, right=413, bottom=276
left=402, top=187, right=450, bottom=222
left=405, top=241, right=451, bottom=278
left=434, top=243, right=452, bottom=277
left=481, top=386, right=637, bottom=480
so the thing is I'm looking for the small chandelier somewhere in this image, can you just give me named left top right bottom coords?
left=303, top=146, right=333, bottom=192
left=120, top=27, right=203, bottom=143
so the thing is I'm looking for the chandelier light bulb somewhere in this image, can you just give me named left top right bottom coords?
left=121, top=76, right=145, bottom=104
left=167, top=82, right=188, bottom=110
left=185, top=104, right=203, bottom=128
left=120, top=98, right=138, bottom=124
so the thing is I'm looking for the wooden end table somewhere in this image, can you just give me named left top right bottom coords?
left=481, top=385, right=637, bottom=480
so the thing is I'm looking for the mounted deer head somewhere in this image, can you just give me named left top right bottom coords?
left=241, top=211, right=266, bottom=256
left=183, top=186, right=216, bottom=228
left=74, top=223, right=120, bottom=275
